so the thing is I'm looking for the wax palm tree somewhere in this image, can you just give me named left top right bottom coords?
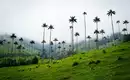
left=93, top=17, right=100, bottom=49
left=116, top=20, right=121, bottom=39
left=30, top=40, right=35, bottom=53
left=100, top=29, right=105, bottom=39
left=17, top=45, right=22, bottom=52
left=94, top=30, right=99, bottom=49
left=69, top=16, right=77, bottom=52
left=83, top=12, right=87, bottom=50
left=41, top=40, right=46, bottom=59
left=19, top=38, right=23, bottom=44
left=48, top=25, right=54, bottom=62
left=122, top=28, right=127, bottom=35
left=10, top=33, right=17, bottom=53
left=87, top=35, right=91, bottom=50
left=62, top=41, right=66, bottom=56
left=58, top=46, right=61, bottom=55
left=75, top=32, right=80, bottom=51
left=123, top=20, right=129, bottom=34
left=14, top=41, right=18, bottom=53
left=0, top=40, right=3, bottom=52
left=107, top=9, right=116, bottom=40
left=50, top=41, right=53, bottom=61
left=53, top=38, right=58, bottom=54
left=7, top=41, right=10, bottom=53
left=42, top=23, right=48, bottom=59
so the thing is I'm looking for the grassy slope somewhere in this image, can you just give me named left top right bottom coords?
left=0, top=42, right=130, bottom=80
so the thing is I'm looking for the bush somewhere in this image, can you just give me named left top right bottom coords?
left=32, top=56, right=39, bottom=64
left=72, top=61, right=79, bottom=67
left=95, top=60, right=101, bottom=64
left=117, top=56, right=123, bottom=60
left=102, top=50, right=106, bottom=54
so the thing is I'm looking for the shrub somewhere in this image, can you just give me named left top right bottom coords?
left=117, top=56, right=123, bottom=60
left=102, top=50, right=106, bottom=54
left=95, top=60, right=101, bottom=64
left=72, top=61, right=79, bottom=67
left=88, top=61, right=95, bottom=65
left=32, top=56, right=39, bottom=64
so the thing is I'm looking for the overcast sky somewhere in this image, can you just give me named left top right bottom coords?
left=0, top=0, right=130, bottom=43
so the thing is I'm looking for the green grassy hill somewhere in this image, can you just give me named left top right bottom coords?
left=0, top=41, right=130, bottom=80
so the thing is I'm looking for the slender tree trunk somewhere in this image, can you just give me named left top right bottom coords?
left=76, top=36, right=78, bottom=51
left=111, top=16, right=115, bottom=41
left=49, top=29, right=52, bottom=63
left=125, top=24, right=128, bottom=34
left=43, top=28, right=45, bottom=58
left=117, top=23, right=121, bottom=40
left=89, top=39, right=91, bottom=50
left=55, top=41, right=56, bottom=54
left=11, top=39, right=14, bottom=53
left=84, top=14, right=87, bottom=50
left=96, top=23, right=99, bottom=49
left=72, top=23, right=74, bottom=52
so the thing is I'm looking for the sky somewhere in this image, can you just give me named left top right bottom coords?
left=0, top=0, right=130, bottom=43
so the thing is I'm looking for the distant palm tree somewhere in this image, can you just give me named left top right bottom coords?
left=30, top=40, right=35, bottom=53
left=7, top=41, right=10, bottom=53
left=42, top=23, right=48, bottom=59
left=19, top=38, right=23, bottom=52
left=62, top=41, right=66, bottom=49
left=75, top=32, right=80, bottom=51
left=50, top=41, right=53, bottom=61
left=93, top=17, right=100, bottom=49
left=41, top=40, right=46, bottom=59
left=0, top=40, right=4, bottom=53
left=94, top=30, right=99, bottom=49
left=122, top=28, right=127, bottom=35
left=107, top=9, right=116, bottom=40
left=17, top=45, right=22, bottom=52
left=53, top=38, right=58, bottom=54
left=100, top=29, right=105, bottom=39
left=116, top=20, right=121, bottom=39
left=48, top=25, right=54, bottom=61
left=87, top=35, right=91, bottom=50
left=10, top=33, right=17, bottom=53
left=123, top=20, right=129, bottom=34
left=14, top=41, right=18, bottom=53
left=69, top=16, right=77, bottom=52
left=83, top=12, right=87, bottom=50
left=58, top=46, right=61, bottom=55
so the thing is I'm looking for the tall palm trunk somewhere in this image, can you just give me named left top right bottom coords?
left=111, top=16, right=115, bottom=41
left=49, top=29, right=52, bottom=63
left=84, top=14, right=87, bottom=50
left=72, top=23, right=74, bottom=52
left=96, top=23, right=99, bottom=49
left=125, top=24, right=128, bottom=34
left=76, top=36, right=78, bottom=51
left=55, top=41, right=57, bottom=54
left=11, top=39, right=14, bottom=53
left=43, top=27, right=45, bottom=58
left=88, top=39, right=91, bottom=50
left=118, top=23, right=121, bottom=39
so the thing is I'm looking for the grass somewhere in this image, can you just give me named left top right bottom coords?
left=0, top=41, right=130, bottom=80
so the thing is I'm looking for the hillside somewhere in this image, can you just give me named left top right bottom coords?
left=0, top=41, right=130, bottom=80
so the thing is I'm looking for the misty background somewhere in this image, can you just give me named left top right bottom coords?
left=0, top=0, right=130, bottom=43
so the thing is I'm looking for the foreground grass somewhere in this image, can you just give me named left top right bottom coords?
left=0, top=42, right=130, bottom=80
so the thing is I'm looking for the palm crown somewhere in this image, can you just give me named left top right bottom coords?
left=107, top=9, right=116, bottom=16
left=48, top=25, right=54, bottom=30
left=30, top=40, right=35, bottom=44
left=123, top=20, right=129, bottom=24
left=94, top=30, right=99, bottom=34
left=75, top=32, right=80, bottom=36
left=53, top=38, right=58, bottom=42
left=83, top=12, right=87, bottom=15
left=116, top=20, right=120, bottom=24
left=69, top=16, right=77, bottom=23
left=19, top=38, right=23, bottom=42
left=62, top=41, right=65, bottom=44
left=87, top=36, right=91, bottom=39
left=10, top=33, right=17, bottom=39
left=100, top=29, right=105, bottom=34
left=42, top=23, right=48, bottom=28
left=93, top=17, right=100, bottom=23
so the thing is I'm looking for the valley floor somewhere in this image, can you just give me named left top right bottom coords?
left=0, top=41, right=130, bottom=80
